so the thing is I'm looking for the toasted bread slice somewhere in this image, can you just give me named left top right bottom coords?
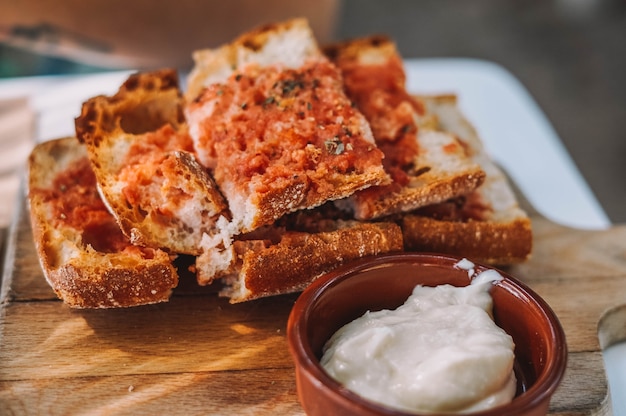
left=27, top=137, right=179, bottom=308
left=75, top=69, right=231, bottom=255
left=324, top=36, right=486, bottom=220
left=195, top=213, right=404, bottom=303
left=401, top=95, right=532, bottom=264
left=185, top=19, right=390, bottom=233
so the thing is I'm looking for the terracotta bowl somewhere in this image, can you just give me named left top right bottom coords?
left=287, top=252, right=567, bottom=416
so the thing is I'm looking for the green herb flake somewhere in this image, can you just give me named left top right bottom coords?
left=281, top=79, right=304, bottom=96
left=263, top=96, right=276, bottom=108
left=401, top=124, right=415, bottom=134
left=325, top=137, right=345, bottom=155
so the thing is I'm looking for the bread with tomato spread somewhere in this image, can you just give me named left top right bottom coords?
left=28, top=19, right=531, bottom=311
left=324, top=36, right=486, bottom=220
left=75, top=69, right=232, bottom=255
left=401, top=94, right=532, bottom=264
left=27, top=137, right=179, bottom=308
left=184, top=18, right=391, bottom=233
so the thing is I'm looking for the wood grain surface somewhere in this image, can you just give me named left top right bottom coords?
left=1, top=195, right=625, bottom=415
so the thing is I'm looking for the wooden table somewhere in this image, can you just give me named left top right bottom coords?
left=1, top=194, right=625, bottom=415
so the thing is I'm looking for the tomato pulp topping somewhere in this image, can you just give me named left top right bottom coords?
left=188, top=59, right=385, bottom=195
left=119, top=124, right=196, bottom=223
left=35, top=157, right=149, bottom=255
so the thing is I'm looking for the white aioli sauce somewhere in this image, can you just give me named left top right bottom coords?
left=321, top=259, right=516, bottom=414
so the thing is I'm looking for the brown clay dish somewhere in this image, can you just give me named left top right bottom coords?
left=287, top=252, right=567, bottom=416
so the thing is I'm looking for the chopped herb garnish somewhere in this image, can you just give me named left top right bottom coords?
left=325, top=137, right=345, bottom=155
left=281, top=79, right=304, bottom=96
left=216, top=89, right=224, bottom=96
left=263, top=96, right=276, bottom=107
left=235, top=74, right=242, bottom=81
left=307, top=102, right=312, bottom=111
left=241, top=102, right=248, bottom=109
left=401, top=124, right=414, bottom=134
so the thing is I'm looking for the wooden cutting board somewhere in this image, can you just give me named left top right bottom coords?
left=1, top=194, right=625, bottom=415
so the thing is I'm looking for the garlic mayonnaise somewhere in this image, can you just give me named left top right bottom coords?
left=320, top=259, right=516, bottom=414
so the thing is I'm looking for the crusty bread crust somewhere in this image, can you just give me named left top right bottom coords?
left=27, top=137, right=178, bottom=308
left=76, top=69, right=184, bottom=144
left=197, top=220, right=404, bottom=303
left=325, top=36, right=486, bottom=220
left=401, top=215, right=532, bottom=265
left=75, top=69, right=230, bottom=255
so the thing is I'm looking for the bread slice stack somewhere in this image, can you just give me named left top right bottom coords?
left=27, top=18, right=532, bottom=308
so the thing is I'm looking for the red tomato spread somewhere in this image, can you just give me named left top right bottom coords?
left=333, top=52, right=424, bottom=170
left=35, top=157, right=147, bottom=255
left=328, top=50, right=429, bottom=205
left=121, top=124, right=194, bottom=167
left=186, top=59, right=385, bottom=197
left=118, top=124, right=196, bottom=223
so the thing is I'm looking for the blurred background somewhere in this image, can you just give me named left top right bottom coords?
left=1, top=0, right=625, bottom=223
